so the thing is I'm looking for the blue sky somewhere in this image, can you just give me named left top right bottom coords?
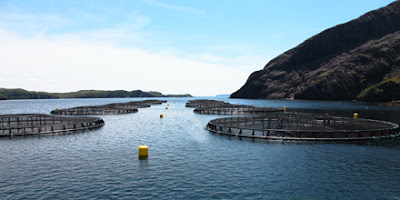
left=0, top=0, right=395, bottom=96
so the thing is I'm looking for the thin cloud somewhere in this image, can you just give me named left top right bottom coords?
left=0, top=28, right=252, bottom=96
left=0, top=10, right=151, bottom=47
left=195, top=53, right=268, bottom=68
left=0, top=13, right=66, bottom=23
left=143, top=0, right=205, bottom=15
left=117, top=11, right=151, bottom=31
left=0, top=12, right=69, bottom=35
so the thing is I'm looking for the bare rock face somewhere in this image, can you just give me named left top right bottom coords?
left=295, top=32, right=400, bottom=101
left=231, top=1, right=400, bottom=101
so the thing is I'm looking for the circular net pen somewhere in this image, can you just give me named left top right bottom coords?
left=206, top=113, right=400, bottom=141
left=186, top=100, right=230, bottom=108
left=105, top=102, right=150, bottom=109
left=186, top=99, right=282, bottom=115
left=194, top=105, right=282, bottom=115
left=0, top=114, right=104, bottom=137
left=100, top=100, right=167, bottom=109
left=50, top=100, right=167, bottom=115
left=51, top=106, right=138, bottom=115
left=141, top=100, right=167, bottom=105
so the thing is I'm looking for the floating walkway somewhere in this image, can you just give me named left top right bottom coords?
left=206, top=113, right=400, bottom=141
left=186, top=99, right=282, bottom=115
left=51, top=100, right=167, bottom=115
left=0, top=114, right=104, bottom=137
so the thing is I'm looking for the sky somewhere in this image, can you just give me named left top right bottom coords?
left=0, top=0, right=395, bottom=96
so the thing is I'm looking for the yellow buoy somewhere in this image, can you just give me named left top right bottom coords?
left=283, top=106, right=287, bottom=112
left=160, top=114, right=163, bottom=118
left=138, top=145, right=148, bottom=157
left=354, top=113, right=358, bottom=119
left=251, top=104, right=253, bottom=106
left=166, top=107, right=168, bottom=109
left=55, top=107, right=58, bottom=110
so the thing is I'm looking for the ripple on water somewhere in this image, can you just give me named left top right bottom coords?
left=0, top=98, right=399, bottom=199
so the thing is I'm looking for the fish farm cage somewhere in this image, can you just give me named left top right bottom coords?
left=186, top=99, right=282, bottom=115
left=51, top=106, right=138, bottom=115
left=206, top=112, right=400, bottom=141
left=51, top=100, right=167, bottom=115
left=186, top=99, right=230, bottom=108
left=0, top=114, right=104, bottom=137
left=140, top=100, right=167, bottom=105
left=194, top=105, right=282, bottom=115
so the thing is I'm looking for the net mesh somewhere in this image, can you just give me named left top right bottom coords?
left=0, top=114, right=104, bottom=137
left=51, top=100, right=167, bottom=115
left=206, top=112, right=400, bottom=141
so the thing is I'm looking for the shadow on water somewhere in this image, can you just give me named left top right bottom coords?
left=138, top=158, right=149, bottom=166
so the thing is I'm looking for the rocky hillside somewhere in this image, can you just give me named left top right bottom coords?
left=231, top=0, right=400, bottom=101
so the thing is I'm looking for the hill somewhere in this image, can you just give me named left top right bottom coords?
left=0, top=88, right=58, bottom=100
left=0, top=88, right=191, bottom=100
left=231, top=0, right=400, bottom=101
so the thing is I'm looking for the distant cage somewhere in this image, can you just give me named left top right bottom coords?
left=186, top=99, right=230, bottom=108
left=206, top=112, right=400, bottom=141
left=194, top=106, right=282, bottom=115
left=186, top=99, right=282, bottom=115
left=0, top=114, right=104, bottom=137
left=51, top=100, right=167, bottom=115
left=51, top=106, right=138, bottom=115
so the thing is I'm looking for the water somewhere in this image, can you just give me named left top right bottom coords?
left=0, top=97, right=399, bottom=199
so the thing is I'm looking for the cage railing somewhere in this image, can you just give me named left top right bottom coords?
left=206, top=114, right=400, bottom=141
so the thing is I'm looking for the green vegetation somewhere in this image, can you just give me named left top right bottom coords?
left=357, top=74, right=400, bottom=101
left=349, top=69, right=357, bottom=76
left=0, top=88, right=59, bottom=100
left=0, top=93, right=6, bottom=100
left=56, top=90, right=164, bottom=98
left=0, top=88, right=191, bottom=100
left=317, top=69, right=334, bottom=78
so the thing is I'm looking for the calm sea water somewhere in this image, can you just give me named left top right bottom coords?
left=0, top=97, right=399, bottom=199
